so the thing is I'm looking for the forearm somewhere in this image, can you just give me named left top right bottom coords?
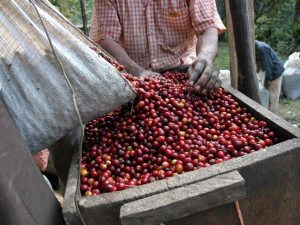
left=196, top=28, right=218, bottom=64
left=99, top=39, right=144, bottom=76
left=188, top=28, right=221, bottom=93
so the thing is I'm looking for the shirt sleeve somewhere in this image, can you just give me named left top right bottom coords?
left=257, top=46, right=273, bottom=81
left=89, top=0, right=122, bottom=44
left=189, top=0, right=226, bottom=37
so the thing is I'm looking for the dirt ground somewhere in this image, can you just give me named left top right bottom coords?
left=278, top=98, right=300, bottom=127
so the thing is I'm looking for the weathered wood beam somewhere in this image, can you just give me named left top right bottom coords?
left=225, top=0, right=238, bottom=89
left=0, top=101, right=65, bottom=225
left=120, top=171, right=246, bottom=225
left=227, top=0, right=261, bottom=104
left=248, top=0, right=256, bottom=60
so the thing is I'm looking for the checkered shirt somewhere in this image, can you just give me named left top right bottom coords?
left=89, top=0, right=225, bottom=72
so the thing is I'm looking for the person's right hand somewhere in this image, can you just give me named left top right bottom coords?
left=137, top=70, right=161, bottom=79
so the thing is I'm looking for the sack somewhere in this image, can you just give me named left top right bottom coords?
left=258, top=84, right=270, bottom=109
left=282, top=52, right=300, bottom=100
left=219, top=70, right=231, bottom=88
left=0, top=0, right=136, bottom=153
left=284, top=52, right=300, bottom=68
left=256, top=70, right=270, bottom=108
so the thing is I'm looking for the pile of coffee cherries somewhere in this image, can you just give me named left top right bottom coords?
left=80, top=72, right=277, bottom=196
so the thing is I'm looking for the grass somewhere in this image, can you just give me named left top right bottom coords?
left=214, top=41, right=230, bottom=71
left=278, top=98, right=300, bottom=127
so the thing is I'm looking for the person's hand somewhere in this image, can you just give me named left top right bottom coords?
left=188, top=58, right=221, bottom=94
left=137, top=70, right=161, bottom=79
left=33, top=149, right=49, bottom=172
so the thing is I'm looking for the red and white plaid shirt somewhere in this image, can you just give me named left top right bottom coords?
left=90, top=0, right=225, bottom=72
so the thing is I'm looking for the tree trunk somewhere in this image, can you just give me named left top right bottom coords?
left=79, top=0, right=88, bottom=35
left=294, top=0, right=300, bottom=23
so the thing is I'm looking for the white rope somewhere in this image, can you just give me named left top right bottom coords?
left=29, top=1, right=87, bottom=224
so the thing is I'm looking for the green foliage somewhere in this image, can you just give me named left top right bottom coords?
left=86, top=0, right=94, bottom=25
left=216, top=0, right=226, bottom=21
left=215, top=0, right=299, bottom=59
left=254, top=0, right=298, bottom=58
left=49, top=0, right=94, bottom=27
left=214, top=42, right=230, bottom=71
left=49, top=0, right=58, bottom=5
left=274, top=22, right=300, bottom=56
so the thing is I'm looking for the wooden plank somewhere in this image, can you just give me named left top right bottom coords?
left=0, top=101, right=65, bottom=225
left=120, top=171, right=246, bottom=225
left=228, top=0, right=261, bottom=104
left=248, top=0, right=256, bottom=60
left=225, top=0, right=239, bottom=89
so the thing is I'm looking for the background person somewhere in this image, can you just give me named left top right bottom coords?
left=255, top=40, right=285, bottom=113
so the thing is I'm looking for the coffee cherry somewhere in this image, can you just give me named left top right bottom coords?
left=80, top=70, right=277, bottom=195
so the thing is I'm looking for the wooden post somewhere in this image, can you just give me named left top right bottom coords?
left=225, top=0, right=238, bottom=89
left=79, top=0, right=88, bottom=35
left=248, top=0, right=256, bottom=60
left=227, top=0, right=261, bottom=104
left=0, top=101, right=65, bottom=225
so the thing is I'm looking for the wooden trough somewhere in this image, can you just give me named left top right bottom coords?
left=62, top=86, right=300, bottom=225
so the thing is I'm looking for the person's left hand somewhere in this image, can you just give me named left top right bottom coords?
left=188, top=58, right=221, bottom=94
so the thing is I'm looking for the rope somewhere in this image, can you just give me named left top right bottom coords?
left=29, top=1, right=87, bottom=225
left=235, top=201, right=245, bottom=225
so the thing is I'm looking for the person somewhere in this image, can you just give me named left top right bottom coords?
left=255, top=40, right=285, bottom=113
left=89, top=0, right=226, bottom=94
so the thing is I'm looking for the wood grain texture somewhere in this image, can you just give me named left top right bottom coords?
left=228, top=0, right=261, bottom=104
left=120, top=171, right=246, bottom=225
left=225, top=0, right=239, bottom=89
left=0, top=101, right=65, bottom=225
